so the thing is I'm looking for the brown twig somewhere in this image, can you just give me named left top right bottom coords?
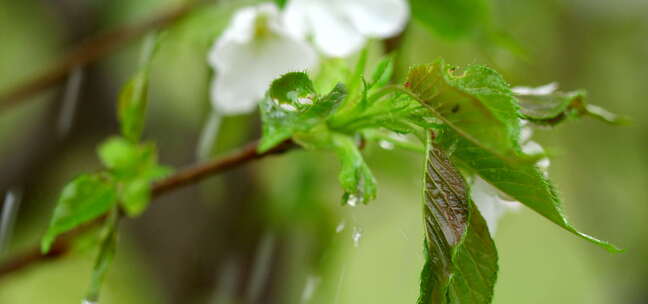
left=0, top=2, right=194, bottom=111
left=0, top=139, right=296, bottom=279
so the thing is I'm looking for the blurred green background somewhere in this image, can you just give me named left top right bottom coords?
left=0, top=0, right=646, bottom=303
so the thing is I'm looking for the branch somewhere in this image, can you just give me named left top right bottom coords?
left=0, top=2, right=194, bottom=111
left=0, top=139, right=296, bottom=278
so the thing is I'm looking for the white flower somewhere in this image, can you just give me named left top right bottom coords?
left=283, top=0, right=410, bottom=57
left=472, top=177, right=521, bottom=235
left=208, top=3, right=318, bottom=115
left=472, top=121, right=550, bottom=235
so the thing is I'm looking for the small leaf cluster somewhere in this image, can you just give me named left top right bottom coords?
left=257, top=57, right=623, bottom=303
left=40, top=34, right=170, bottom=302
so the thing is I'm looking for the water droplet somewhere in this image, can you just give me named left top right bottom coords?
left=300, top=275, right=321, bottom=303
left=280, top=103, right=297, bottom=111
left=82, top=299, right=97, bottom=304
left=297, top=97, right=313, bottom=105
left=335, top=221, right=346, bottom=233
left=378, top=140, right=394, bottom=150
left=423, top=116, right=442, bottom=125
left=345, top=194, right=360, bottom=207
left=351, top=227, right=363, bottom=247
left=446, top=141, right=458, bottom=156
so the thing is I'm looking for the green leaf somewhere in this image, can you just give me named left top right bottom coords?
left=329, top=87, right=430, bottom=135
left=418, top=131, right=497, bottom=304
left=85, top=209, right=118, bottom=302
left=118, top=70, right=149, bottom=142
left=98, top=137, right=172, bottom=217
left=405, top=59, right=521, bottom=162
left=368, top=55, right=395, bottom=90
left=269, top=72, right=317, bottom=107
left=117, top=33, right=160, bottom=142
left=331, top=134, right=377, bottom=205
left=98, top=137, right=158, bottom=179
left=259, top=73, right=346, bottom=152
left=437, top=127, right=621, bottom=252
left=274, top=0, right=288, bottom=9
left=409, top=0, right=489, bottom=39
left=313, top=58, right=351, bottom=93
left=41, top=174, right=118, bottom=253
left=516, top=86, right=629, bottom=125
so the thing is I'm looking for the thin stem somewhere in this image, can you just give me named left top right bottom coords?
left=0, top=139, right=296, bottom=279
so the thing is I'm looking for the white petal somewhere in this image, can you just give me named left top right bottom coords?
left=307, top=2, right=365, bottom=57
left=208, top=3, right=318, bottom=115
left=472, top=177, right=520, bottom=235
left=512, top=82, right=559, bottom=96
left=282, top=0, right=311, bottom=40
left=337, top=0, right=409, bottom=38
left=284, top=0, right=365, bottom=57
left=522, top=140, right=551, bottom=172
left=211, top=37, right=317, bottom=115
left=207, top=5, right=265, bottom=68
left=522, top=140, right=543, bottom=155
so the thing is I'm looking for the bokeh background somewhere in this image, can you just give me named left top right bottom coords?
left=0, top=0, right=646, bottom=303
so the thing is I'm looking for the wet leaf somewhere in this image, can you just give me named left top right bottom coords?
left=418, top=131, right=497, bottom=304
left=85, top=209, right=118, bottom=303
left=405, top=59, right=522, bottom=162
left=41, top=174, right=118, bottom=253
left=368, top=55, right=395, bottom=90
left=515, top=85, right=629, bottom=125
left=332, top=134, right=377, bottom=205
left=437, top=127, right=621, bottom=252
left=118, top=70, right=149, bottom=142
left=98, top=137, right=172, bottom=216
left=259, top=73, right=346, bottom=152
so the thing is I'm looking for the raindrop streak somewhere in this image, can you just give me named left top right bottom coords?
left=335, top=221, right=346, bottom=233
left=300, top=275, right=321, bottom=303
left=58, top=66, right=84, bottom=138
left=244, top=233, right=276, bottom=303
left=333, top=266, right=347, bottom=304
left=209, top=257, right=241, bottom=304
left=196, top=111, right=222, bottom=161
left=351, top=227, right=363, bottom=247
left=0, top=188, right=22, bottom=258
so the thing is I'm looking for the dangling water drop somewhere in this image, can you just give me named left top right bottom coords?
left=345, top=194, right=360, bottom=207
left=81, top=299, right=97, bottom=304
left=351, top=227, right=363, bottom=247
